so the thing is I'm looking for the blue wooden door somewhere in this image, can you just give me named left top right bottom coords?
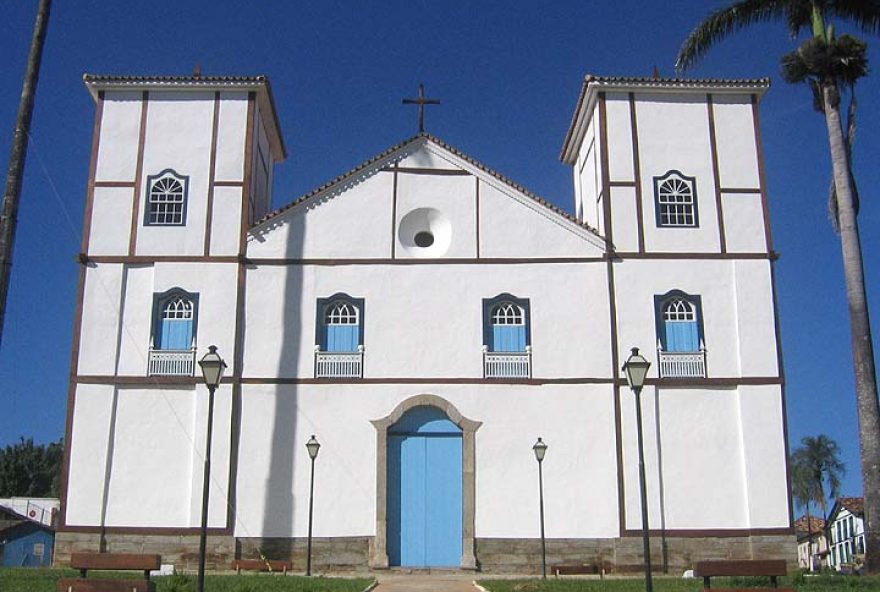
left=158, top=318, right=193, bottom=350
left=492, top=325, right=526, bottom=352
left=664, top=320, right=699, bottom=352
left=324, top=324, right=359, bottom=352
left=388, top=407, right=463, bottom=567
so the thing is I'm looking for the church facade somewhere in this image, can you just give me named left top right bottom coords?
left=56, top=74, right=795, bottom=572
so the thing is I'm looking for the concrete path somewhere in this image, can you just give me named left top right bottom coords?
left=373, top=573, right=480, bottom=591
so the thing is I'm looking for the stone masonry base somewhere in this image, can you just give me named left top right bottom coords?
left=55, top=532, right=796, bottom=574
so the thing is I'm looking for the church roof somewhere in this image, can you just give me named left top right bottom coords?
left=83, top=73, right=287, bottom=160
left=560, top=74, right=771, bottom=164
left=254, top=132, right=604, bottom=242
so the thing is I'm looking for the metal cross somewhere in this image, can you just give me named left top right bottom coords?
left=402, top=83, right=440, bottom=133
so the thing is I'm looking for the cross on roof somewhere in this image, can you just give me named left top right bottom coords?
left=402, top=83, right=440, bottom=133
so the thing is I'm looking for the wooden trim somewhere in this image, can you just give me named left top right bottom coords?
left=88, top=255, right=240, bottom=264
left=607, top=259, right=625, bottom=535
left=240, top=93, right=256, bottom=255
left=245, top=256, right=606, bottom=266
left=628, top=93, right=646, bottom=254
left=475, top=177, right=481, bottom=258
left=81, top=92, right=104, bottom=254
left=621, top=527, right=794, bottom=538
left=58, top=525, right=230, bottom=536
left=613, top=252, right=773, bottom=261
left=382, top=166, right=470, bottom=176
left=707, top=95, right=727, bottom=253
left=128, top=91, right=149, bottom=257
left=598, top=93, right=613, bottom=247
left=74, top=374, right=781, bottom=387
left=721, top=187, right=761, bottom=194
left=751, top=94, right=775, bottom=253
left=204, top=92, right=221, bottom=256
left=93, top=181, right=135, bottom=188
left=609, top=180, right=636, bottom=187
left=770, top=260, right=794, bottom=527
left=62, top=93, right=106, bottom=528
left=214, top=180, right=244, bottom=187
left=390, top=163, right=399, bottom=258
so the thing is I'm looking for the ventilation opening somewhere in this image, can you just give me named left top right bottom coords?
left=414, top=231, right=435, bottom=248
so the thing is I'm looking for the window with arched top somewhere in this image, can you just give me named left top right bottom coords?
left=152, top=289, right=199, bottom=350
left=654, top=170, right=698, bottom=227
left=655, top=291, right=703, bottom=353
left=145, top=169, right=189, bottom=226
left=317, top=294, right=364, bottom=352
left=483, top=295, right=530, bottom=352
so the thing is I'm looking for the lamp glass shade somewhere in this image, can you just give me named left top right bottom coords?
left=198, top=345, right=227, bottom=388
left=306, top=435, right=321, bottom=460
left=532, top=437, right=547, bottom=462
left=623, top=347, right=651, bottom=389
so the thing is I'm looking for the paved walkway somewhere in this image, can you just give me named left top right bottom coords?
left=373, top=573, right=480, bottom=591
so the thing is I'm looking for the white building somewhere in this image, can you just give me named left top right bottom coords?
left=795, top=515, right=827, bottom=571
left=827, top=497, right=866, bottom=571
left=56, top=73, right=795, bottom=572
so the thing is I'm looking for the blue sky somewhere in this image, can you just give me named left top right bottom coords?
left=0, top=1, right=877, bottom=507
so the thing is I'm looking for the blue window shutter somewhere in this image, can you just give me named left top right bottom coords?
left=326, top=325, right=359, bottom=352
left=665, top=321, right=699, bottom=352
left=493, top=325, right=526, bottom=352
left=159, top=319, right=192, bottom=350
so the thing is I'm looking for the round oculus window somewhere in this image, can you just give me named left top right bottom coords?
left=414, top=231, right=435, bottom=248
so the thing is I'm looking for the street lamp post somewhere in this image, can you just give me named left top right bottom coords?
left=197, top=345, right=227, bottom=592
left=532, top=437, right=548, bottom=579
left=305, top=435, right=321, bottom=576
left=622, top=347, right=653, bottom=592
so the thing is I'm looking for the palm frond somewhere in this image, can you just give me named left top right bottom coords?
left=676, top=0, right=797, bottom=71
left=828, top=0, right=880, bottom=35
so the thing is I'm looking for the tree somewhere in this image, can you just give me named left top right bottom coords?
left=792, top=461, right=819, bottom=570
left=792, top=435, right=845, bottom=517
left=676, top=1, right=880, bottom=574
left=0, top=437, right=64, bottom=498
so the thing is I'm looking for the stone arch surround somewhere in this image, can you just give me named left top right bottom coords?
left=370, top=394, right=481, bottom=569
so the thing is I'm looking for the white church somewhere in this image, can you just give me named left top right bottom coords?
left=56, top=73, right=795, bottom=572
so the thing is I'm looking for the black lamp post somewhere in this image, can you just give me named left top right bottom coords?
left=196, top=345, right=226, bottom=592
left=622, top=347, right=653, bottom=592
left=533, top=437, right=548, bottom=579
left=305, top=435, right=321, bottom=576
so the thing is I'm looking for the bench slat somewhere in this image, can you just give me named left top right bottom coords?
left=694, top=560, right=787, bottom=577
left=70, top=553, right=161, bottom=572
left=56, top=579, right=156, bottom=592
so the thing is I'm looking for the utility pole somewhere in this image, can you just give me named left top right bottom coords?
left=0, top=0, right=52, bottom=348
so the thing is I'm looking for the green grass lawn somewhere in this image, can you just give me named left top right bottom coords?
left=477, top=575, right=880, bottom=592
left=0, top=568, right=375, bottom=592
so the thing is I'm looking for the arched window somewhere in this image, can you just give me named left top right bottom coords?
left=483, top=295, right=530, bottom=352
left=145, top=169, right=188, bottom=226
left=153, top=289, right=198, bottom=350
left=655, top=291, right=703, bottom=352
left=654, top=170, right=698, bottom=227
left=317, top=294, right=364, bottom=352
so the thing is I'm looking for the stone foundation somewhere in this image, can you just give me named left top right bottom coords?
left=476, top=535, right=798, bottom=574
left=55, top=532, right=795, bottom=574
left=54, top=532, right=235, bottom=571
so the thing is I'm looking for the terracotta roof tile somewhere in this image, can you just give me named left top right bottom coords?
left=839, top=497, right=864, bottom=515
left=794, top=515, right=826, bottom=534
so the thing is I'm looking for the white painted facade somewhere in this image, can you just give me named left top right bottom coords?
left=827, top=499, right=866, bottom=570
left=59, top=74, right=793, bottom=569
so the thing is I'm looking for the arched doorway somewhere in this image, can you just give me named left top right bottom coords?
left=370, top=395, right=480, bottom=569
left=388, top=406, right=462, bottom=567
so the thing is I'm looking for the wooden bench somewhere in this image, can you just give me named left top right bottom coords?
left=551, top=563, right=599, bottom=577
left=231, top=558, right=291, bottom=574
left=694, top=560, right=790, bottom=591
left=57, top=553, right=161, bottom=592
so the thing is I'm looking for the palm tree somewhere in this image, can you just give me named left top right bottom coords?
left=677, top=1, right=880, bottom=574
left=792, top=462, right=818, bottom=570
left=792, top=435, right=845, bottom=518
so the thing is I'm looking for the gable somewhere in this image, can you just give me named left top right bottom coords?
left=248, top=135, right=606, bottom=260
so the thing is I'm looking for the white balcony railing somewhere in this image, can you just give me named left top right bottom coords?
left=658, top=341, right=706, bottom=378
left=315, top=346, right=364, bottom=378
left=483, top=346, right=532, bottom=379
left=148, top=348, right=196, bottom=376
